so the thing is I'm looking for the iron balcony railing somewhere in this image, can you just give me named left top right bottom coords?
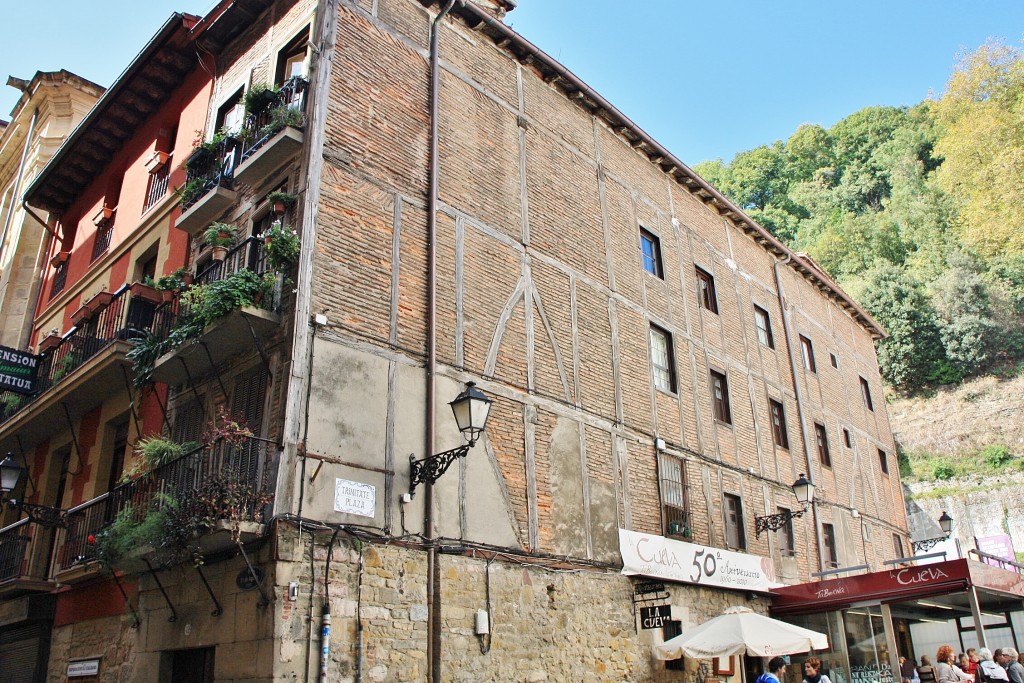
left=194, top=235, right=268, bottom=286
left=0, top=285, right=177, bottom=424
left=180, top=136, right=240, bottom=212
left=0, top=520, right=34, bottom=583
left=143, top=156, right=172, bottom=212
left=238, top=76, right=308, bottom=164
left=57, top=436, right=274, bottom=572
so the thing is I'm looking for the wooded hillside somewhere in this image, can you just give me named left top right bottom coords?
left=694, top=40, right=1024, bottom=394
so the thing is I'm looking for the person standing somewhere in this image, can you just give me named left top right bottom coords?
left=1000, top=648, right=1024, bottom=683
left=937, top=645, right=958, bottom=683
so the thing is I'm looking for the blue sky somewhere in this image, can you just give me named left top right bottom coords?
left=2, top=1, right=1022, bottom=165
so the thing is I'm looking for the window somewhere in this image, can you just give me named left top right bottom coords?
left=830, top=353, right=838, bottom=369
left=696, top=266, right=718, bottom=313
left=104, top=419, right=130, bottom=494
left=892, top=533, right=904, bottom=558
left=800, top=335, right=816, bottom=372
left=777, top=507, right=795, bottom=556
left=724, top=493, right=746, bottom=550
left=815, top=422, right=831, bottom=467
left=276, top=28, right=311, bottom=84
left=50, top=259, right=69, bottom=299
left=860, top=376, right=874, bottom=411
left=843, top=428, right=851, bottom=448
left=216, top=88, right=245, bottom=134
left=754, top=305, right=774, bottom=348
left=769, top=399, right=789, bottom=449
left=822, top=523, right=838, bottom=568
left=649, top=325, right=676, bottom=393
left=92, top=213, right=114, bottom=261
left=640, top=228, right=663, bottom=278
left=663, top=620, right=684, bottom=670
left=878, top=448, right=889, bottom=475
left=659, top=453, right=689, bottom=538
left=710, top=370, right=731, bottom=424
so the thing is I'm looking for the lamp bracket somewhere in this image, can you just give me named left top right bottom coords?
left=409, top=444, right=471, bottom=497
left=911, top=536, right=948, bottom=553
left=754, top=506, right=807, bottom=538
left=8, top=500, right=68, bottom=528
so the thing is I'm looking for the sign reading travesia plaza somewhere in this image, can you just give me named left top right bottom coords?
left=0, top=345, right=39, bottom=395
left=618, top=529, right=781, bottom=593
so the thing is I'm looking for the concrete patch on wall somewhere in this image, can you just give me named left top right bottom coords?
left=547, top=414, right=587, bottom=558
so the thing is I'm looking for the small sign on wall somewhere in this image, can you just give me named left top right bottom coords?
left=334, top=478, right=375, bottom=517
left=68, top=659, right=101, bottom=677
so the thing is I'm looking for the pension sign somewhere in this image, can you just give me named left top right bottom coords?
left=0, top=345, right=39, bottom=395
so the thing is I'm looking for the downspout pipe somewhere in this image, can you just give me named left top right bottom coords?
left=773, top=254, right=826, bottom=574
left=425, top=2, right=458, bottom=682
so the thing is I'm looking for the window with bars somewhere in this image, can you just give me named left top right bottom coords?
left=50, top=260, right=69, bottom=299
left=860, top=376, right=874, bottom=411
left=822, top=523, right=839, bottom=568
left=696, top=266, right=718, bottom=314
left=724, top=493, right=746, bottom=550
left=92, top=215, right=114, bottom=261
left=640, top=228, right=663, bottom=279
left=754, top=305, right=774, bottom=349
left=710, top=369, right=731, bottom=424
left=658, top=453, right=689, bottom=538
left=800, top=335, right=816, bottom=372
left=777, top=506, right=795, bottom=556
left=649, top=325, right=676, bottom=393
left=769, top=399, right=789, bottom=449
left=815, top=422, right=831, bottom=467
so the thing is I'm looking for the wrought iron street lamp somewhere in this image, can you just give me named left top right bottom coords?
left=409, top=382, right=492, bottom=497
left=0, top=452, right=67, bottom=528
left=754, top=474, right=815, bottom=538
left=911, top=511, right=953, bottom=553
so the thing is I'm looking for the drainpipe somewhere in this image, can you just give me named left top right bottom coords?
left=773, top=254, right=825, bottom=574
left=425, top=2, right=458, bottom=682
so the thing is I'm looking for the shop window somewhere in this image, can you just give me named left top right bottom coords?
left=640, top=227, right=663, bottom=278
left=724, top=493, right=746, bottom=550
left=878, top=448, right=889, bottom=475
left=777, top=507, right=795, bottom=556
left=658, top=453, right=689, bottom=538
left=800, top=335, right=816, bottom=372
left=696, top=266, right=718, bottom=314
left=860, top=376, right=874, bottom=411
left=754, top=305, right=774, bottom=348
left=822, top=523, right=838, bottom=568
left=815, top=422, right=831, bottom=467
left=649, top=325, right=676, bottom=393
left=769, top=399, right=789, bottom=449
left=276, top=28, right=311, bottom=84
left=710, top=369, right=731, bottom=424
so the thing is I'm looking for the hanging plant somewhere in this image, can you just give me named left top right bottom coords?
left=203, top=222, right=237, bottom=249
left=266, top=190, right=298, bottom=215
left=260, top=223, right=300, bottom=271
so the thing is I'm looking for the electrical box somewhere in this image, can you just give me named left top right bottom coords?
left=475, top=609, right=490, bottom=635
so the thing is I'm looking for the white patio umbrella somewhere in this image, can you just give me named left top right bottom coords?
left=655, top=606, right=829, bottom=660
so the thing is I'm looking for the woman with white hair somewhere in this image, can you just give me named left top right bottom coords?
left=979, top=649, right=1009, bottom=683
left=1000, top=648, right=1024, bottom=683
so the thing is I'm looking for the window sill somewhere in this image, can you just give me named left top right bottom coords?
left=655, top=387, right=678, bottom=398
left=714, top=420, right=733, bottom=429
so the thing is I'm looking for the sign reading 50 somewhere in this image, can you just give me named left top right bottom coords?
left=690, top=548, right=720, bottom=583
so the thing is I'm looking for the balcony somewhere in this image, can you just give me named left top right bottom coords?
left=56, top=436, right=274, bottom=577
left=0, top=519, right=57, bottom=596
left=233, top=77, right=308, bottom=187
left=0, top=285, right=176, bottom=455
left=152, top=236, right=281, bottom=387
left=175, top=136, right=239, bottom=236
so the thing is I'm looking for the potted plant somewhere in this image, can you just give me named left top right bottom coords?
left=144, top=150, right=170, bottom=174
left=260, top=223, right=301, bottom=271
left=244, top=83, right=278, bottom=116
left=266, top=190, right=298, bottom=215
left=38, top=329, right=62, bottom=354
left=49, top=251, right=70, bottom=268
left=70, top=290, right=113, bottom=325
left=259, top=105, right=304, bottom=140
left=129, top=280, right=163, bottom=304
left=203, top=223, right=237, bottom=261
left=92, top=206, right=114, bottom=226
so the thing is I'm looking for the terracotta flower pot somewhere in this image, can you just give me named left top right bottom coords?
left=144, top=150, right=170, bottom=174
left=129, top=282, right=163, bottom=305
left=38, top=333, right=63, bottom=354
left=92, top=207, right=114, bottom=226
left=272, top=201, right=287, bottom=215
left=50, top=251, right=70, bottom=268
left=212, top=246, right=228, bottom=262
